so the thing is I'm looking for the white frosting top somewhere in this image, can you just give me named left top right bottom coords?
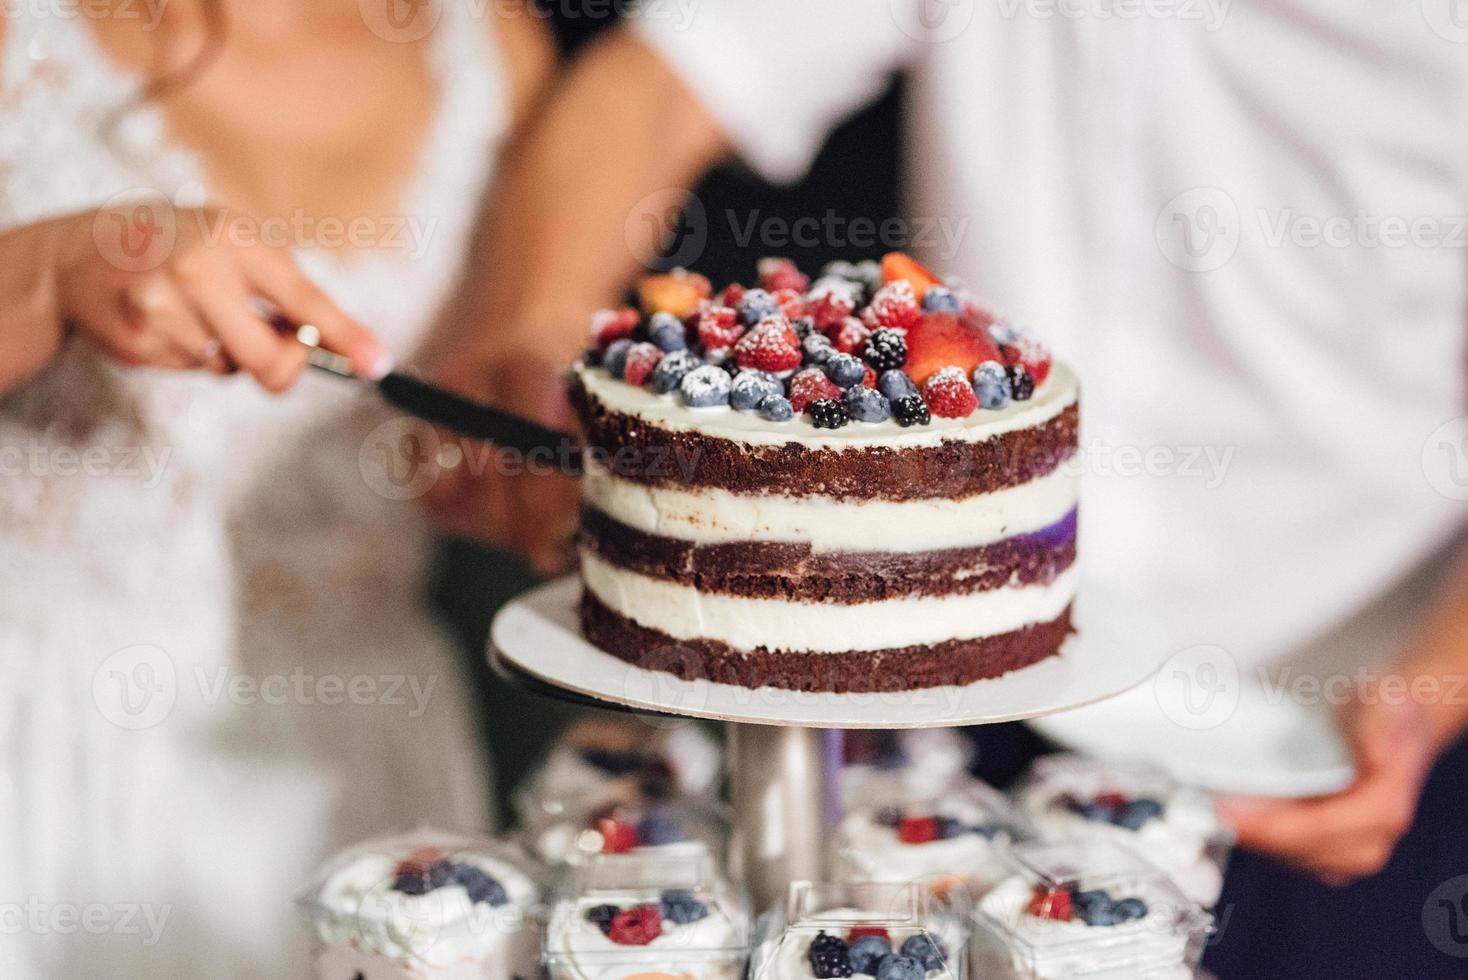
left=833, top=795, right=1016, bottom=891
left=574, top=361, right=1077, bottom=450
left=546, top=889, right=747, bottom=979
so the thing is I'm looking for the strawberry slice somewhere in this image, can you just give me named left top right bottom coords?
left=596, top=818, right=640, bottom=854
left=1026, top=885, right=1073, bottom=922
left=898, top=816, right=940, bottom=844
left=903, top=311, right=1001, bottom=385
left=637, top=269, right=711, bottom=318
left=881, top=252, right=942, bottom=301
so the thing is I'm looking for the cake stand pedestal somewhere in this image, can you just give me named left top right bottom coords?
left=490, top=575, right=1164, bottom=909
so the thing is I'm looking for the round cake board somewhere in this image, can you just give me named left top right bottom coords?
left=489, top=576, right=1167, bottom=729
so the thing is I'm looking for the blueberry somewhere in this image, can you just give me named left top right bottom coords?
left=659, top=889, right=710, bottom=924
left=874, top=806, right=903, bottom=828
left=848, top=935, right=892, bottom=974
left=877, top=370, right=918, bottom=401
left=1113, top=898, right=1148, bottom=922
left=874, top=953, right=924, bottom=980
left=680, top=365, right=732, bottom=407
left=730, top=370, right=782, bottom=411
left=650, top=350, right=700, bottom=393
left=1074, top=890, right=1118, bottom=927
left=451, top=863, right=509, bottom=906
left=968, top=823, right=1000, bottom=840
left=972, top=360, right=1011, bottom=410
left=427, top=859, right=455, bottom=890
left=637, top=807, right=686, bottom=845
left=921, top=286, right=961, bottom=313
left=899, top=935, right=947, bottom=972
left=803, top=332, right=835, bottom=365
left=1079, top=801, right=1119, bottom=823
left=603, top=338, right=634, bottom=379
left=758, top=394, right=794, bottom=422
left=1116, top=798, right=1164, bottom=830
left=393, top=870, right=430, bottom=895
left=737, top=288, right=780, bottom=325
left=933, top=816, right=965, bottom=839
left=843, top=385, right=891, bottom=423
left=585, top=903, right=619, bottom=934
left=648, top=311, right=687, bottom=351
left=824, top=353, right=866, bottom=388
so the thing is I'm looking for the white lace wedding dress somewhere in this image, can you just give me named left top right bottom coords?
left=0, top=7, right=508, bottom=977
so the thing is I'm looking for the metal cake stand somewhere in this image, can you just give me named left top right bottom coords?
left=489, top=575, right=1164, bottom=909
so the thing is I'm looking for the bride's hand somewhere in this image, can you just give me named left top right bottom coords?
left=57, top=204, right=387, bottom=390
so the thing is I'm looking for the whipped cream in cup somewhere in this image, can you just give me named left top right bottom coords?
left=750, top=880, right=970, bottom=980
left=543, top=850, right=750, bottom=980
left=1015, top=755, right=1233, bottom=907
left=971, top=838, right=1212, bottom=979
left=297, top=827, right=545, bottom=980
left=527, top=796, right=729, bottom=872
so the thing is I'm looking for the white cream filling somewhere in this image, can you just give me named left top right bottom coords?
left=574, top=362, right=1077, bottom=450
left=583, top=459, right=1077, bottom=553
left=581, top=551, right=1077, bottom=653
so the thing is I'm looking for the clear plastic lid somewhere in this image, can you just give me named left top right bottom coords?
left=296, top=826, right=545, bottom=970
left=750, top=881, right=970, bottom=980
left=527, top=795, right=730, bottom=869
left=971, top=838, right=1212, bottom=979
left=543, top=850, right=751, bottom=979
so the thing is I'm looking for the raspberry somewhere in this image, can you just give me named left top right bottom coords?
left=717, top=282, right=745, bottom=307
left=770, top=287, right=808, bottom=320
left=1026, top=885, right=1073, bottom=922
left=808, top=398, right=848, bottom=429
left=847, top=926, right=891, bottom=944
left=865, top=280, right=921, bottom=330
left=831, top=316, right=872, bottom=355
left=897, top=816, right=939, bottom=844
left=607, top=904, right=663, bottom=946
left=734, top=321, right=802, bottom=372
left=758, top=256, right=810, bottom=293
left=590, top=307, right=640, bottom=348
left=862, top=364, right=878, bottom=389
left=696, top=306, right=744, bottom=352
left=1007, top=337, right=1051, bottom=385
left=863, top=328, right=908, bottom=371
left=891, top=394, right=930, bottom=427
left=806, top=283, right=856, bottom=329
left=621, top=342, right=663, bottom=387
left=596, top=817, right=639, bottom=854
left=923, top=367, right=978, bottom=418
left=787, top=367, right=842, bottom=413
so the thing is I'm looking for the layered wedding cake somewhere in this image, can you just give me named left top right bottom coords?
left=571, top=255, right=1079, bottom=693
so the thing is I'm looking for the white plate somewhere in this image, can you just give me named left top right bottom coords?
left=1029, top=676, right=1354, bottom=798
left=490, top=576, right=1166, bottom=729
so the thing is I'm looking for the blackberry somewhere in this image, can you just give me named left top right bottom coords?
left=863, top=328, right=908, bottom=370
left=1009, top=364, right=1036, bottom=401
left=808, top=398, right=849, bottom=429
left=585, top=903, right=620, bottom=934
left=891, top=395, right=930, bottom=427
left=808, top=932, right=853, bottom=978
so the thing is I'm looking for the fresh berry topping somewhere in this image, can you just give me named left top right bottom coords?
left=874, top=806, right=904, bottom=828
left=393, top=850, right=451, bottom=896
left=636, top=807, right=685, bottom=845
left=757, top=256, right=810, bottom=293
left=972, top=360, right=1012, bottom=410
left=900, top=935, right=948, bottom=972
left=696, top=306, right=744, bottom=352
left=880, top=251, right=943, bottom=301
left=809, top=932, right=853, bottom=979
left=603, top=338, right=634, bottom=379
left=843, top=385, right=891, bottom=423
left=987, top=320, right=1018, bottom=346
left=734, top=319, right=802, bottom=372
left=863, top=328, right=908, bottom=371
left=923, top=367, right=979, bottom=418
left=874, top=953, right=925, bottom=980
left=788, top=368, right=843, bottom=412
left=607, top=905, right=663, bottom=946
left=1026, top=885, right=1073, bottom=922
left=865, top=280, right=921, bottom=330
left=1008, top=364, right=1036, bottom=401
left=791, top=315, right=817, bottom=337
left=650, top=350, right=700, bottom=394
left=846, top=926, right=891, bottom=944
left=921, top=286, right=961, bottom=313
left=770, top=287, right=808, bottom=320
left=717, top=282, right=745, bottom=308
left=736, top=288, right=781, bottom=326
left=1117, top=799, right=1164, bottom=830
left=1073, top=890, right=1119, bottom=927
left=680, top=364, right=732, bottom=407
left=621, top=342, right=663, bottom=387
left=590, top=307, right=640, bottom=348
left=877, top=370, right=919, bottom=401
left=808, top=398, right=849, bottom=429
left=891, top=394, right=930, bottom=427
left=861, top=363, right=878, bottom=388
left=897, top=816, right=939, bottom=844
left=637, top=269, right=711, bottom=318
left=802, top=332, right=836, bottom=365
left=730, top=370, right=783, bottom=411
left=807, top=282, right=857, bottom=328
left=658, top=889, right=710, bottom=925
left=758, top=394, right=794, bottom=421
left=933, top=816, right=966, bottom=839
left=1113, top=897, right=1149, bottom=922
left=585, top=904, right=620, bottom=934
left=847, top=935, right=893, bottom=974
left=823, top=259, right=883, bottom=296
left=452, top=864, right=508, bottom=906
left=647, top=311, right=687, bottom=352
left=903, top=311, right=1002, bottom=384
left=596, top=817, right=639, bottom=854
left=1009, top=336, right=1052, bottom=384
left=396, top=847, right=445, bottom=876
left=824, top=352, right=866, bottom=389
left=832, top=316, right=872, bottom=355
